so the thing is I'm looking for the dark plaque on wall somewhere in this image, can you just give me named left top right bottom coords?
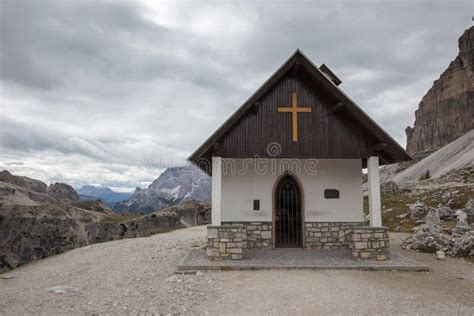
left=253, top=199, right=260, bottom=211
left=324, top=189, right=340, bottom=199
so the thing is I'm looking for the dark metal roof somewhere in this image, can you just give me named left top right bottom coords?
left=188, top=50, right=412, bottom=167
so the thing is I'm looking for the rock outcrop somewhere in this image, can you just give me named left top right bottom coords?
left=401, top=202, right=473, bottom=258
left=402, top=222, right=473, bottom=257
left=406, top=26, right=474, bottom=160
left=0, top=204, right=101, bottom=270
left=71, top=199, right=115, bottom=215
left=466, top=198, right=474, bottom=224
left=46, top=183, right=80, bottom=203
left=0, top=170, right=79, bottom=207
left=0, top=170, right=47, bottom=194
left=0, top=201, right=210, bottom=272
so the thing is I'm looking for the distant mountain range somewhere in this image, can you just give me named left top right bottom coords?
left=114, top=164, right=211, bottom=214
left=77, top=185, right=132, bottom=207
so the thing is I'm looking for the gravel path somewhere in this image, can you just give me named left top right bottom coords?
left=0, top=226, right=473, bottom=315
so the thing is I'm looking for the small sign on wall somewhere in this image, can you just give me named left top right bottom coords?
left=253, top=199, right=260, bottom=211
left=324, top=189, right=340, bottom=199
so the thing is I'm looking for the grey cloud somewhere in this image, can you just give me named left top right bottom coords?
left=0, top=117, right=186, bottom=169
left=0, top=0, right=472, bottom=189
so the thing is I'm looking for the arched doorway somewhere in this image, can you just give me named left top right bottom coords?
left=274, top=174, right=303, bottom=248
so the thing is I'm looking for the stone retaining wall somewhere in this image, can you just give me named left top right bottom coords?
left=305, top=222, right=364, bottom=250
left=349, top=226, right=390, bottom=261
left=222, top=222, right=272, bottom=249
left=206, top=225, right=243, bottom=261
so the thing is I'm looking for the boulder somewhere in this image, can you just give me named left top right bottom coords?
left=436, top=205, right=454, bottom=220
left=465, top=198, right=474, bottom=224
left=425, top=208, right=441, bottom=225
left=408, top=201, right=428, bottom=219
left=436, top=250, right=446, bottom=260
left=455, top=210, right=469, bottom=230
left=402, top=224, right=446, bottom=253
left=402, top=223, right=473, bottom=257
left=0, top=252, right=20, bottom=272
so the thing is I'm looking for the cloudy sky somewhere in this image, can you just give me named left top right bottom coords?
left=0, top=0, right=472, bottom=191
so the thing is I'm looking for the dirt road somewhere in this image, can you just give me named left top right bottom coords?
left=1, top=226, right=473, bottom=315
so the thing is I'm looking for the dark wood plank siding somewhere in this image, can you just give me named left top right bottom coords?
left=216, top=71, right=375, bottom=159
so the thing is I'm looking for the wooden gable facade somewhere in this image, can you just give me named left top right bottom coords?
left=190, top=50, right=411, bottom=174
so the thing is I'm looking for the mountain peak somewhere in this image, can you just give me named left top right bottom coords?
left=115, top=164, right=210, bottom=214
left=78, top=185, right=115, bottom=196
left=0, top=170, right=12, bottom=177
left=77, top=185, right=132, bottom=206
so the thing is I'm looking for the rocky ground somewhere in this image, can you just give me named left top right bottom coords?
left=362, top=164, right=474, bottom=259
left=0, top=226, right=473, bottom=315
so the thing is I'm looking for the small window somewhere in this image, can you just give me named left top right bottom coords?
left=324, top=189, right=340, bottom=199
left=253, top=199, right=260, bottom=211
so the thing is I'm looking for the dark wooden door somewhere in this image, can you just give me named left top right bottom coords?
left=274, top=175, right=303, bottom=248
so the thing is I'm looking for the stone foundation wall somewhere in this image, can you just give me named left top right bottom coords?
left=349, top=226, right=390, bottom=261
left=305, top=222, right=363, bottom=250
left=206, top=225, right=243, bottom=261
left=222, top=222, right=272, bottom=249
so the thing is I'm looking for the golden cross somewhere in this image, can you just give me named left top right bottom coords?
left=278, top=92, right=312, bottom=142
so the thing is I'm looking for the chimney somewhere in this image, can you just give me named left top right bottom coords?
left=319, top=64, right=342, bottom=86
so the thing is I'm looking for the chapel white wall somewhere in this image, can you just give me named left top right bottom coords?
left=220, top=158, right=364, bottom=222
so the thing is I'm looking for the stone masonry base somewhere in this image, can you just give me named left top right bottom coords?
left=207, top=222, right=391, bottom=262
left=305, top=222, right=363, bottom=250
left=207, top=225, right=243, bottom=261
left=349, top=226, right=390, bottom=261
left=222, top=222, right=272, bottom=249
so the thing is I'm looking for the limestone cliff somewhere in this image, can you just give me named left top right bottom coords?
left=406, top=26, right=474, bottom=159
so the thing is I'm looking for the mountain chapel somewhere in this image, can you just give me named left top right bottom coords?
left=189, top=50, right=412, bottom=261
